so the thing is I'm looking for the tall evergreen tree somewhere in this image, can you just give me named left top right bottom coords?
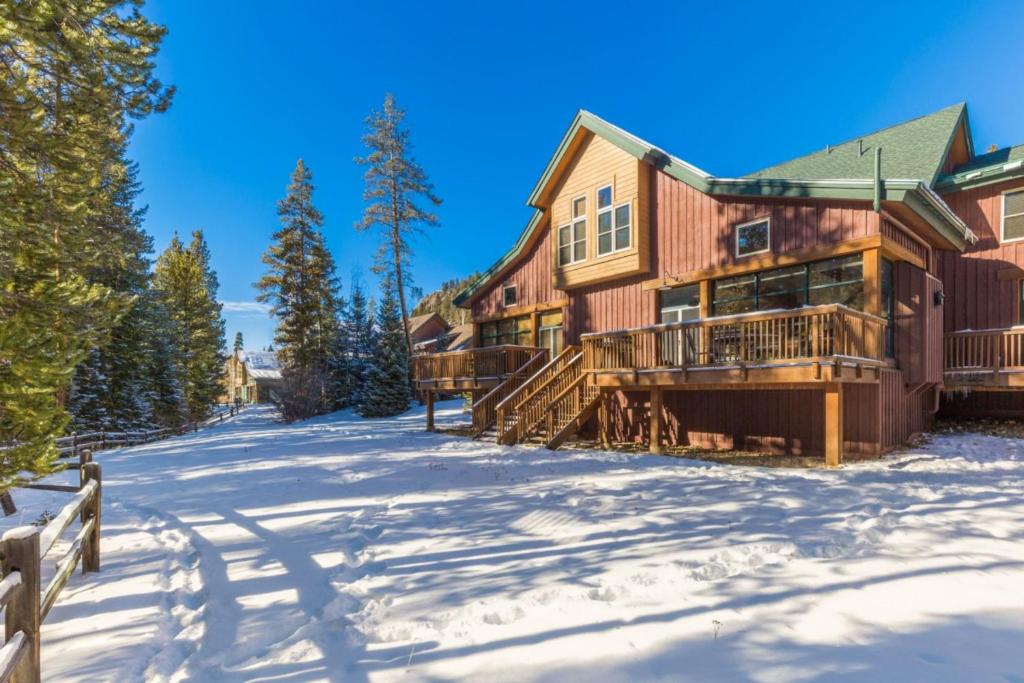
left=356, top=94, right=442, bottom=360
left=153, top=231, right=226, bottom=420
left=359, top=275, right=410, bottom=417
left=0, top=1, right=172, bottom=486
left=345, top=277, right=376, bottom=408
left=234, top=332, right=244, bottom=355
left=256, top=160, right=346, bottom=414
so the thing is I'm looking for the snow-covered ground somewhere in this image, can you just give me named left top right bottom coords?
left=12, top=402, right=1024, bottom=682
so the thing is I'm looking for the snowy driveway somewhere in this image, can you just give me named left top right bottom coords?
left=27, top=403, right=1024, bottom=681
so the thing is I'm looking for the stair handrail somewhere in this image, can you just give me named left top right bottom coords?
left=495, top=345, right=579, bottom=413
left=471, top=348, right=548, bottom=436
left=499, top=351, right=586, bottom=444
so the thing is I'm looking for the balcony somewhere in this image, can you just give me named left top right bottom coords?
left=412, top=345, right=545, bottom=391
left=582, top=304, right=889, bottom=387
left=944, top=328, right=1024, bottom=389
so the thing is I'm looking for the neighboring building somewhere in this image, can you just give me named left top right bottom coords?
left=408, top=312, right=451, bottom=354
left=443, top=323, right=475, bottom=351
left=413, top=103, right=1024, bottom=465
left=223, top=351, right=283, bottom=404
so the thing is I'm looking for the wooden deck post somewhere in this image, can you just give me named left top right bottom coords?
left=82, top=463, right=101, bottom=573
left=824, top=383, right=844, bottom=467
left=598, top=391, right=611, bottom=449
left=425, top=391, right=435, bottom=432
left=649, top=387, right=663, bottom=454
left=3, top=526, right=41, bottom=683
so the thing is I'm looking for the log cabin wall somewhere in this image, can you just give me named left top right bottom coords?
left=937, top=178, right=1024, bottom=332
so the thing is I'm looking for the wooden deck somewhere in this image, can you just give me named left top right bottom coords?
left=412, top=345, right=543, bottom=391
left=944, top=328, right=1024, bottom=389
left=581, top=304, right=889, bottom=388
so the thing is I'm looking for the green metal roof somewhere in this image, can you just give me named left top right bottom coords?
left=936, top=143, right=1024, bottom=192
left=749, top=103, right=969, bottom=188
left=455, top=106, right=978, bottom=307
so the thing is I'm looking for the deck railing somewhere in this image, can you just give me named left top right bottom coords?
left=413, top=345, right=543, bottom=383
left=944, top=328, right=1024, bottom=371
left=582, top=304, right=887, bottom=372
left=471, top=349, right=549, bottom=435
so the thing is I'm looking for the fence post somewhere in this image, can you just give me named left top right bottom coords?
left=70, top=432, right=77, bottom=458
left=82, top=463, right=101, bottom=573
left=2, top=526, right=41, bottom=683
left=78, top=449, right=92, bottom=491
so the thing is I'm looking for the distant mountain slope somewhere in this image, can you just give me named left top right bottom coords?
left=412, top=273, right=479, bottom=325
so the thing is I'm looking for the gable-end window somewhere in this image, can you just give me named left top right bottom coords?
left=736, top=218, right=770, bottom=257
left=559, top=195, right=588, bottom=265
left=1003, top=190, right=1024, bottom=243
left=502, top=284, right=517, bottom=308
left=597, top=185, right=613, bottom=255
left=659, top=284, right=700, bottom=323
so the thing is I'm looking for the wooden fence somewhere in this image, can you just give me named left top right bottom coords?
left=55, top=404, right=242, bottom=459
left=0, top=453, right=102, bottom=682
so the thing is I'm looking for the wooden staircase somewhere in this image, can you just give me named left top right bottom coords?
left=471, top=348, right=549, bottom=437
left=494, top=346, right=601, bottom=449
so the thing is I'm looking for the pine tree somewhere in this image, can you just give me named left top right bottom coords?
left=0, top=2, right=172, bottom=487
left=153, top=232, right=226, bottom=420
left=346, top=277, right=376, bottom=408
left=234, top=332, right=244, bottom=355
left=256, top=160, right=345, bottom=415
left=359, top=275, right=411, bottom=417
left=356, top=94, right=442, bottom=361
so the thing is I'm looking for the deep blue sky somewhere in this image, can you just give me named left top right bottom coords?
left=130, top=0, right=1024, bottom=350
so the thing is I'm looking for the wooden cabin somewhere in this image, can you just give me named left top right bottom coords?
left=414, top=103, right=1024, bottom=465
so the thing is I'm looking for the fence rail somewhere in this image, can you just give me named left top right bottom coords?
left=0, top=454, right=102, bottom=682
left=51, top=404, right=243, bottom=460
left=582, top=304, right=887, bottom=372
left=944, top=328, right=1024, bottom=371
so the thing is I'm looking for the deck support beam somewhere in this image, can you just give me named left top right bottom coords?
left=598, top=391, right=611, bottom=449
left=649, top=387, right=663, bottom=454
left=824, top=383, right=844, bottom=467
left=425, top=390, right=434, bottom=432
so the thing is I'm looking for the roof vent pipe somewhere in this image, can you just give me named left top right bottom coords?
left=873, top=147, right=882, bottom=213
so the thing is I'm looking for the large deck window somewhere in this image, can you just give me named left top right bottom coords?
left=659, top=284, right=701, bottom=323
left=480, top=315, right=533, bottom=347
left=712, top=254, right=863, bottom=316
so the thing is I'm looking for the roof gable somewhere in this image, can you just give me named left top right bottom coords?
left=527, top=110, right=711, bottom=207
left=749, top=103, right=968, bottom=187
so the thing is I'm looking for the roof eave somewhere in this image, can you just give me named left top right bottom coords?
left=935, top=161, right=1024, bottom=193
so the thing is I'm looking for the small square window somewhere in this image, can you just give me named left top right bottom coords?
left=502, top=285, right=517, bottom=307
left=597, top=185, right=612, bottom=209
left=736, top=218, right=770, bottom=257
left=573, top=196, right=587, bottom=218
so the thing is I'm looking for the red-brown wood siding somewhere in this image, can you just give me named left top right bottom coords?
left=879, top=369, right=934, bottom=449
left=471, top=222, right=557, bottom=319
left=650, top=172, right=880, bottom=281
left=600, top=387, right=883, bottom=458
left=938, top=179, right=1024, bottom=332
left=881, top=218, right=930, bottom=266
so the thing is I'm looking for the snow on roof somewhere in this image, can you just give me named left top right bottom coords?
left=240, top=351, right=282, bottom=380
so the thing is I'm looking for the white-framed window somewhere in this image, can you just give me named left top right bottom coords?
left=558, top=194, right=587, bottom=265
left=502, top=284, right=517, bottom=307
left=1002, top=189, right=1024, bottom=243
left=596, top=183, right=631, bottom=256
left=735, top=217, right=771, bottom=257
